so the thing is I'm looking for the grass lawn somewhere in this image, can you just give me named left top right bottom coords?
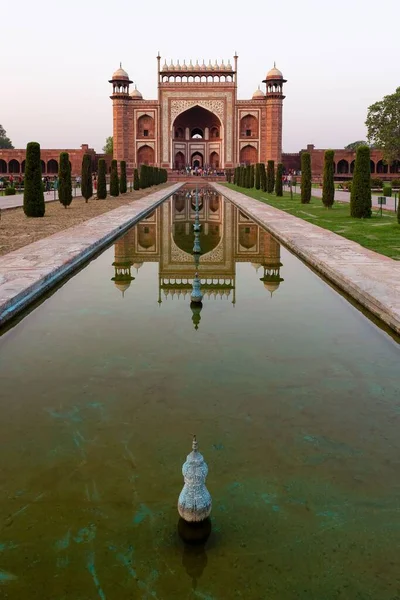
left=225, top=184, right=400, bottom=260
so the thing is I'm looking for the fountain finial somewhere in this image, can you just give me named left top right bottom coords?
left=178, top=435, right=212, bottom=522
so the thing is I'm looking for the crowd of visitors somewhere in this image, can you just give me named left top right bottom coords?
left=175, top=165, right=225, bottom=177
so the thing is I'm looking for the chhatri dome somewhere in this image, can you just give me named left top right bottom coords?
left=252, top=86, right=265, bottom=99
left=266, top=63, right=283, bottom=80
left=130, top=85, right=143, bottom=99
left=112, top=64, right=130, bottom=80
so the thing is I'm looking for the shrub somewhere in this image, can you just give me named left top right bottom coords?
left=120, top=161, right=127, bottom=193
left=139, top=165, right=148, bottom=189
left=81, top=153, right=93, bottom=202
left=301, top=152, right=311, bottom=204
left=391, top=178, right=400, bottom=188
left=267, top=160, right=275, bottom=193
left=133, top=168, right=140, bottom=190
left=110, top=159, right=119, bottom=196
left=226, top=168, right=233, bottom=183
left=5, top=187, right=16, bottom=195
left=371, top=177, right=383, bottom=188
left=322, top=150, right=335, bottom=208
left=275, top=163, right=283, bottom=197
left=350, top=146, right=371, bottom=218
left=58, top=152, right=72, bottom=208
left=250, top=165, right=255, bottom=188
left=260, top=163, right=267, bottom=192
left=383, top=184, right=392, bottom=197
left=23, top=142, right=45, bottom=217
left=97, top=159, right=107, bottom=199
left=255, top=163, right=260, bottom=190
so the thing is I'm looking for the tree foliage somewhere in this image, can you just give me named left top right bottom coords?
left=23, top=142, right=45, bottom=217
left=58, top=152, right=72, bottom=208
left=350, top=146, right=371, bottom=218
left=260, top=163, right=267, bottom=192
left=97, top=159, right=107, bottom=199
left=110, top=159, right=119, bottom=196
left=250, top=165, right=255, bottom=188
left=0, top=124, right=14, bottom=149
left=275, top=163, right=283, bottom=197
left=322, top=150, right=335, bottom=208
left=255, top=163, right=260, bottom=190
left=81, top=154, right=93, bottom=202
left=366, top=87, right=400, bottom=164
left=301, top=152, right=312, bottom=204
left=345, top=141, right=368, bottom=151
left=103, top=136, right=113, bottom=155
left=120, top=161, right=127, bottom=193
left=267, top=160, right=275, bottom=193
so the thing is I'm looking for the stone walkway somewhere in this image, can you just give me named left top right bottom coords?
left=0, top=188, right=83, bottom=210
left=0, top=183, right=182, bottom=327
left=214, top=184, right=400, bottom=336
left=310, top=187, right=398, bottom=212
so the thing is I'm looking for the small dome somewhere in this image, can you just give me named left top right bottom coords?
left=207, top=60, right=213, bottom=71
left=133, top=262, right=143, bottom=270
left=266, top=64, right=283, bottom=80
left=169, top=60, right=175, bottom=70
left=220, top=60, right=226, bottom=70
left=263, top=281, right=281, bottom=294
left=112, top=65, right=129, bottom=80
left=130, top=85, right=142, bottom=99
left=114, top=281, right=131, bottom=295
left=251, top=263, right=262, bottom=271
left=200, top=60, right=207, bottom=71
left=253, top=86, right=265, bottom=99
left=162, top=60, right=168, bottom=71
left=176, top=60, right=181, bottom=71
left=227, top=60, right=232, bottom=71
left=181, top=60, right=188, bottom=71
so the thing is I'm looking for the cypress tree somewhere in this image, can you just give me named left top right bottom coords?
left=275, top=163, right=283, bottom=197
left=97, top=159, right=107, bottom=199
left=301, top=152, right=312, bottom=204
left=110, top=159, right=119, bottom=196
left=81, top=153, right=93, bottom=203
left=250, top=165, right=255, bottom=188
left=58, top=152, right=72, bottom=208
left=133, top=168, right=140, bottom=190
left=140, top=165, right=147, bottom=188
left=322, top=150, right=335, bottom=208
left=246, top=165, right=251, bottom=188
left=267, top=160, right=275, bottom=193
left=120, top=161, right=127, bottom=193
left=23, top=142, right=45, bottom=217
left=255, top=163, right=261, bottom=190
left=350, top=146, right=372, bottom=218
left=260, top=163, right=267, bottom=192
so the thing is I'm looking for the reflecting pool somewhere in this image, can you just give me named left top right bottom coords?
left=0, top=188, right=399, bottom=599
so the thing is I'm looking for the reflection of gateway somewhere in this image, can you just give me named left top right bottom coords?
left=111, top=190, right=283, bottom=302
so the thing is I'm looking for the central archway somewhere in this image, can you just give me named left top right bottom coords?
left=172, top=105, right=223, bottom=169
left=191, top=152, right=203, bottom=169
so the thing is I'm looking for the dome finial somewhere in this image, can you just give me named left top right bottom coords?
left=120, top=61, right=122, bottom=68
left=192, top=434, right=198, bottom=451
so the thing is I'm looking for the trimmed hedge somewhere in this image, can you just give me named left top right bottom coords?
left=350, top=146, right=371, bottom=218
left=322, top=150, right=335, bottom=208
left=275, top=163, right=283, bottom=197
left=110, top=160, right=119, bottom=196
left=58, top=152, right=72, bottom=208
left=97, top=159, right=107, bottom=199
left=5, top=187, right=16, bottom=195
left=81, top=153, right=93, bottom=202
left=383, top=184, right=392, bottom=197
left=260, top=163, right=267, bottom=192
left=255, top=163, right=260, bottom=190
left=23, top=142, right=45, bottom=217
left=120, top=161, right=127, bottom=193
left=301, top=152, right=312, bottom=204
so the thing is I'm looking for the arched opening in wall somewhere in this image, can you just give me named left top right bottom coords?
left=191, top=128, right=204, bottom=139
left=350, top=160, right=355, bottom=174
left=175, top=127, right=184, bottom=139
left=239, top=144, right=257, bottom=165
left=390, top=160, right=400, bottom=174
left=0, top=159, right=7, bottom=173
left=137, top=145, right=155, bottom=166
left=333, top=162, right=336, bottom=173
left=239, top=224, right=258, bottom=250
left=21, top=160, right=26, bottom=173
left=175, top=196, right=185, bottom=213
left=210, top=126, right=219, bottom=138
left=210, top=152, right=219, bottom=168
left=137, top=114, right=155, bottom=139
left=377, top=160, right=388, bottom=174
left=240, top=114, right=258, bottom=138
left=137, top=224, right=156, bottom=249
left=370, top=160, right=375, bottom=173
left=175, top=151, right=185, bottom=170
left=337, top=159, right=349, bottom=174
left=40, top=160, right=46, bottom=174
left=209, top=196, right=220, bottom=212
left=8, top=159, right=20, bottom=174
left=47, top=159, right=58, bottom=174
left=191, top=152, right=203, bottom=169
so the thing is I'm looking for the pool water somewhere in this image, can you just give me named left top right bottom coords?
left=0, top=189, right=399, bottom=599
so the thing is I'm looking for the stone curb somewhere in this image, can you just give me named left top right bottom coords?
left=0, top=183, right=184, bottom=327
left=214, top=184, right=400, bottom=336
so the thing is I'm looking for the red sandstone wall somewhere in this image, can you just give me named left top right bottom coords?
left=0, top=144, right=96, bottom=177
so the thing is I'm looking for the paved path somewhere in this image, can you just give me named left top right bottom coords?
left=0, top=183, right=183, bottom=327
left=215, top=184, right=400, bottom=336
left=311, top=187, right=398, bottom=212
left=0, top=189, right=83, bottom=210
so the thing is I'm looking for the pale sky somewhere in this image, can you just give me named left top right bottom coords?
left=2, top=0, right=399, bottom=153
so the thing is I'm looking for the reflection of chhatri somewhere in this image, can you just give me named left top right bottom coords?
left=178, top=435, right=212, bottom=523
